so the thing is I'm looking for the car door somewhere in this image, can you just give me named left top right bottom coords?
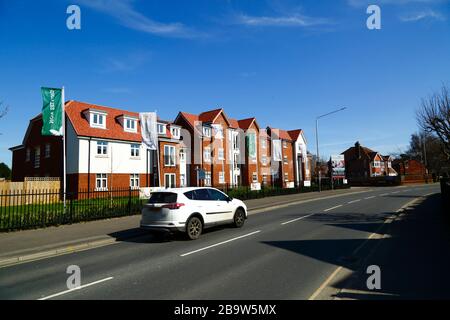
left=206, top=188, right=234, bottom=224
left=190, top=188, right=216, bottom=225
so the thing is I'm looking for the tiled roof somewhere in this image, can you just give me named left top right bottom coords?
left=288, top=129, right=303, bottom=141
left=237, top=118, right=256, bottom=131
left=199, top=108, right=223, bottom=123
left=268, top=127, right=293, bottom=141
left=178, top=112, right=200, bottom=129
left=65, top=100, right=142, bottom=142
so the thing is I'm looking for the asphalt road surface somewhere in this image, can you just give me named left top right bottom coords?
left=0, top=184, right=442, bottom=300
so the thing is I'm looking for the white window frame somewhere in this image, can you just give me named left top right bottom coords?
left=205, top=172, right=212, bottom=186
left=204, top=147, right=211, bottom=163
left=203, top=126, right=211, bottom=138
left=252, top=172, right=258, bottom=183
left=124, top=118, right=137, bottom=133
left=131, top=144, right=140, bottom=158
left=219, top=171, right=225, bottom=184
left=218, top=148, right=224, bottom=160
left=34, top=146, right=40, bottom=168
left=373, top=161, right=381, bottom=168
left=96, top=174, right=108, bottom=191
left=170, top=127, right=180, bottom=139
left=130, top=174, right=140, bottom=189
left=164, top=145, right=176, bottom=167
left=180, top=174, right=186, bottom=187
left=97, top=141, right=108, bottom=156
left=157, top=123, right=166, bottom=135
left=164, top=173, right=176, bottom=188
left=179, top=149, right=186, bottom=162
left=90, top=112, right=106, bottom=129
left=261, top=139, right=267, bottom=149
left=283, top=141, right=288, bottom=149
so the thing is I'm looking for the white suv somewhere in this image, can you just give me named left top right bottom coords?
left=140, top=187, right=248, bottom=240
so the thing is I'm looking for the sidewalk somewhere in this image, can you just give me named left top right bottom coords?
left=0, top=187, right=370, bottom=267
left=327, top=193, right=450, bottom=299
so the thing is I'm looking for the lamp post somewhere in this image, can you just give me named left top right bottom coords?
left=316, top=107, right=347, bottom=192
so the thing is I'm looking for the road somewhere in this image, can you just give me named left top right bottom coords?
left=0, top=184, right=442, bottom=300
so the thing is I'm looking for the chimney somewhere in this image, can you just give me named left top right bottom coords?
left=355, top=141, right=361, bottom=159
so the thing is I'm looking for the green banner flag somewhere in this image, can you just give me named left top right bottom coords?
left=41, top=87, right=63, bottom=136
left=246, top=133, right=256, bottom=159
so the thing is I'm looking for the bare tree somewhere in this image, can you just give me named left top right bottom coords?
left=417, top=85, right=450, bottom=159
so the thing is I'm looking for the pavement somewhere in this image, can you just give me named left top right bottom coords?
left=0, top=183, right=446, bottom=300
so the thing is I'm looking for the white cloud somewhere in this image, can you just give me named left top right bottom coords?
left=76, top=0, right=201, bottom=38
left=400, top=9, right=445, bottom=21
left=234, top=13, right=331, bottom=27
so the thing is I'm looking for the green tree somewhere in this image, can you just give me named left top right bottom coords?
left=0, top=162, right=11, bottom=180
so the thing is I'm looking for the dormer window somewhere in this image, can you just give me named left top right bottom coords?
left=124, top=117, right=137, bottom=133
left=170, top=127, right=180, bottom=139
left=85, top=109, right=107, bottom=129
left=157, top=123, right=166, bottom=135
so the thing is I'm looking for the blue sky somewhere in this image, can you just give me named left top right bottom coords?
left=0, top=0, right=449, bottom=166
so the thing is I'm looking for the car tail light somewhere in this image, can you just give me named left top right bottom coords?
left=162, top=203, right=185, bottom=209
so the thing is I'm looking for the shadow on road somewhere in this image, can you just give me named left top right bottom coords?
left=262, top=194, right=450, bottom=299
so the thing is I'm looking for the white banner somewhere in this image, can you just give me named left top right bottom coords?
left=139, top=112, right=158, bottom=150
left=272, top=139, right=282, bottom=162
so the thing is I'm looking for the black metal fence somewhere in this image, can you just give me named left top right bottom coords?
left=0, top=188, right=143, bottom=232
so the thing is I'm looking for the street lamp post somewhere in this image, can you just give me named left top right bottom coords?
left=315, top=107, right=347, bottom=192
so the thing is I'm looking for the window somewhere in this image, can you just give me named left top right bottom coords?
left=205, top=172, right=212, bottom=186
left=91, top=112, right=106, bottom=129
left=208, top=188, right=228, bottom=201
left=388, top=162, right=392, bottom=168
left=204, top=147, right=211, bottom=163
left=219, top=171, right=225, bottom=184
left=44, top=144, right=51, bottom=158
left=96, top=174, right=108, bottom=191
left=283, top=141, right=287, bottom=148
left=130, top=174, right=139, bottom=189
left=262, top=155, right=267, bottom=165
left=164, top=145, right=176, bottom=166
left=131, top=144, right=140, bottom=157
left=252, top=172, right=258, bottom=183
left=373, top=161, right=381, bottom=168
left=180, top=174, right=186, bottom=187
left=97, top=141, right=108, bottom=155
left=283, top=155, right=288, bottom=164
left=157, top=123, right=166, bottom=135
left=34, top=146, right=40, bottom=168
left=203, top=126, right=211, bottom=138
left=170, top=127, right=180, bottom=138
left=26, top=148, right=31, bottom=162
left=263, top=174, right=268, bottom=184
left=193, top=189, right=211, bottom=200
left=179, top=150, right=186, bottom=162
left=218, top=148, right=224, bottom=160
left=261, top=139, right=267, bottom=149
left=149, top=192, right=177, bottom=204
left=124, top=118, right=137, bottom=132
left=164, top=173, right=176, bottom=188
left=284, top=173, right=289, bottom=182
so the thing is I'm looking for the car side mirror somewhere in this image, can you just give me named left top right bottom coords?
left=227, top=196, right=233, bottom=202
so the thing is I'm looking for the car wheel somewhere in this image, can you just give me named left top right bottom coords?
left=186, top=216, right=203, bottom=240
left=233, top=208, right=245, bottom=228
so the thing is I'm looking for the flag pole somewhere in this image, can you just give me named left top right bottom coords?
left=62, top=86, right=67, bottom=211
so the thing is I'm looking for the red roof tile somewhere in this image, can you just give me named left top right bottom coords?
left=199, top=108, right=223, bottom=123
left=287, top=129, right=303, bottom=141
left=65, top=100, right=142, bottom=142
left=238, top=118, right=257, bottom=131
left=228, top=118, right=239, bottom=129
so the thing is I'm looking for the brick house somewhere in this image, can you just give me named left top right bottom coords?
left=9, top=115, right=63, bottom=181
left=237, top=118, right=260, bottom=187
left=392, top=159, right=427, bottom=176
left=266, top=127, right=295, bottom=188
left=342, top=141, right=397, bottom=181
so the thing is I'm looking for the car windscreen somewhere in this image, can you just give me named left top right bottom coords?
left=148, top=192, right=177, bottom=204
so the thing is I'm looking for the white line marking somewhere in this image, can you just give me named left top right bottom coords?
left=38, top=277, right=114, bottom=300
left=348, top=199, right=361, bottom=204
left=380, top=193, right=389, bottom=196
left=180, top=231, right=261, bottom=257
left=364, top=196, right=376, bottom=200
left=281, top=213, right=316, bottom=225
left=323, top=205, right=343, bottom=212
left=391, top=191, right=400, bottom=194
